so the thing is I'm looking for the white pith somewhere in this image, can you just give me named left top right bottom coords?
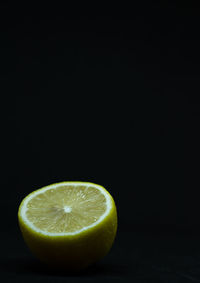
left=64, top=206, right=72, bottom=213
left=19, top=182, right=112, bottom=236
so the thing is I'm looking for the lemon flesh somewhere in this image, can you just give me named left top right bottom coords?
left=18, top=182, right=117, bottom=271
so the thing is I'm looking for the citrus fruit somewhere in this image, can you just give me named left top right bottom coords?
left=18, top=181, right=117, bottom=271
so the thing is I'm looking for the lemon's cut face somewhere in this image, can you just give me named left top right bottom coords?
left=18, top=182, right=118, bottom=271
left=24, top=184, right=108, bottom=234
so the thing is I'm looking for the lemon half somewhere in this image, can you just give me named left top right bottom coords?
left=18, top=182, right=117, bottom=271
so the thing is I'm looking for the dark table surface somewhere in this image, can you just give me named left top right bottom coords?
left=2, top=228, right=200, bottom=282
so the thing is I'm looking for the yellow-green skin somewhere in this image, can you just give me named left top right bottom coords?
left=18, top=182, right=117, bottom=272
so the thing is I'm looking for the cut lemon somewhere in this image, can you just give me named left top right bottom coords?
left=18, top=182, right=117, bottom=271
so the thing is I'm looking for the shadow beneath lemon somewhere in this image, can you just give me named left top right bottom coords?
left=0, top=256, right=132, bottom=278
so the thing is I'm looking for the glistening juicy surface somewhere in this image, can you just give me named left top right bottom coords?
left=26, top=185, right=107, bottom=233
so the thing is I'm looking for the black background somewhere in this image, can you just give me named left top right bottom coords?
left=1, top=2, right=200, bottom=282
